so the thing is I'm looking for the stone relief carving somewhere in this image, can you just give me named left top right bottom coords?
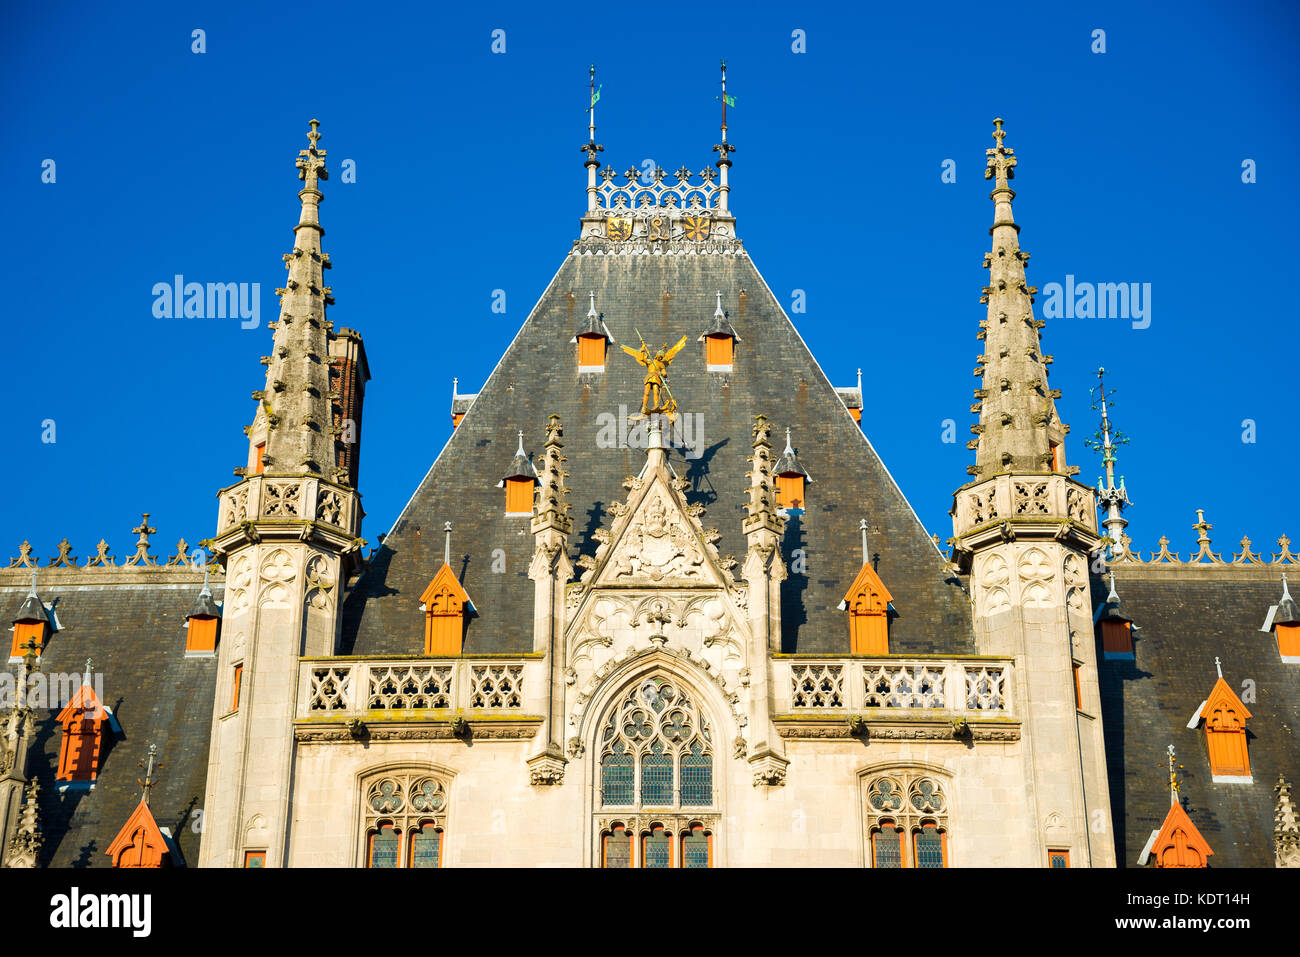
left=1017, top=546, right=1054, bottom=608
left=304, top=552, right=335, bottom=611
left=978, top=552, right=1011, bottom=614
left=604, top=489, right=705, bottom=583
left=227, top=556, right=253, bottom=616
left=259, top=548, right=296, bottom=607
left=1062, top=553, right=1087, bottom=613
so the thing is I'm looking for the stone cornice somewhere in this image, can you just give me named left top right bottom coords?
left=774, top=714, right=1020, bottom=742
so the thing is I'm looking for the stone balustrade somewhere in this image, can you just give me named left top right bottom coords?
left=775, top=656, right=1015, bottom=716
left=298, top=656, right=541, bottom=719
left=215, top=474, right=360, bottom=538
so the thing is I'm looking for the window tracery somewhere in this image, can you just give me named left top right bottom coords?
left=360, top=770, right=448, bottom=868
left=863, top=769, right=950, bottom=868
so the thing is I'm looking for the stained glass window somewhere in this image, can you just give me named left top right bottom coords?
left=872, top=827, right=903, bottom=868
left=643, top=826, right=671, bottom=868
left=683, top=826, right=710, bottom=868
left=369, top=825, right=400, bottom=868
left=411, top=824, right=441, bottom=868
left=602, top=740, right=634, bottom=805
left=641, top=741, right=674, bottom=806
left=680, top=739, right=712, bottom=806
left=914, top=825, right=945, bottom=868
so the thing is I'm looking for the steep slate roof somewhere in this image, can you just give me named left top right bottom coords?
left=344, top=242, right=972, bottom=656
left=0, top=572, right=220, bottom=867
left=1096, top=566, right=1300, bottom=867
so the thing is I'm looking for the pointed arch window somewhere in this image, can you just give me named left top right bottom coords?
left=863, top=770, right=950, bottom=868
left=596, top=675, right=720, bottom=867
left=599, top=677, right=714, bottom=809
left=360, top=771, right=448, bottom=868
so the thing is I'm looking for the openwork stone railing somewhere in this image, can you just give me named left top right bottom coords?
left=596, top=165, right=719, bottom=213
left=216, top=474, right=360, bottom=537
left=780, top=657, right=1014, bottom=716
left=299, top=657, right=538, bottom=718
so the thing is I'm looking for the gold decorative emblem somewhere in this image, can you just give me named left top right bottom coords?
left=682, top=214, right=711, bottom=241
left=621, top=332, right=688, bottom=421
left=605, top=217, right=633, bottom=241
left=646, top=213, right=673, bottom=242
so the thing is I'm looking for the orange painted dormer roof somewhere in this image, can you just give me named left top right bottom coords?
left=106, top=798, right=169, bottom=868
left=419, top=562, right=471, bottom=613
left=1203, top=676, right=1252, bottom=727
left=55, top=682, right=106, bottom=726
left=1151, top=800, right=1213, bottom=868
left=842, top=561, right=894, bottom=610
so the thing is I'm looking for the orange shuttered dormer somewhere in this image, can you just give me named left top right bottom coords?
left=185, top=570, right=222, bottom=656
left=55, top=668, right=111, bottom=784
left=499, top=430, right=539, bottom=516
left=773, top=429, right=811, bottom=511
left=1150, top=801, right=1213, bottom=868
left=420, top=562, right=471, bottom=655
left=9, top=573, right=50, bottom=660
left=698, top=292, right=739, bottom=372
left=1268, top=575, right=1300, bottom=663
left=107, top=798, right=170, bottom=868
left=1200, top=667, right=1252, bottom=782
left=841, top=561, right=894, bottom=655
left=576, top=292, right=614, bottom=371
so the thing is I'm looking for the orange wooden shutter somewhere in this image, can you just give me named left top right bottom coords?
left=505, top=476, right=534, bottom=514
left=578, top=335, right=606, bottom=367
left=705, top=335, right=733, bottom=366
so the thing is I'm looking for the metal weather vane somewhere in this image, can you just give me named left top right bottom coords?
left=622, top=330, right=688, bottom=421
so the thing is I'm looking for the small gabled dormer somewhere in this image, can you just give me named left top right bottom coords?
left=498, top=430, right=539, bottom=516
left=838, top=520, right=894, bottom=654
left=55, top=659, right=121, bottom=787
left=1094, top=571, right=1134, bottom=660
left=773, top=429, right=811, bottom=512
left=1262, top=574, right=1300, bottom=663
left=9, top=571, right=49, bottom=661
left=419, top=524, right=473, bottom=655
left=698, top=291, right=739, bottom=372
left=107, top=746, right=172, bottom=868
left=1190, top=659, right=1252, bottom=783
left=835, top=369, right=863, bottom=424
left=574, top=292, right=614, bottom=372
left=185, top=567, right=222, bottom=657
left=1139, top=746, right=1213, bottom=868
left=450, top=377, right=477, bottom=429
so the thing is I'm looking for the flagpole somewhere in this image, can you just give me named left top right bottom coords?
left=588, top=63, right=597, bottom=144
left=720, top=58, right=727, bottom=142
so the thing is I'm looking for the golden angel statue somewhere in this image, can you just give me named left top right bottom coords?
left=622, top=331, right=688, bottom=420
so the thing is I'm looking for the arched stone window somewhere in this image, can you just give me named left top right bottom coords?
left=863, top=769, right=950, bottom=868
left=599, top=676, right=713, bottom=809
left=360, top=770, right=448, bottom=868
left=595, top=674, right=720, bottom=867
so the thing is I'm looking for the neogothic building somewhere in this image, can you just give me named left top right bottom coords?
left=2, top=100, right=1297, bottom=868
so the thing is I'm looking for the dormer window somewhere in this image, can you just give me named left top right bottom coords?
left=1197, top=663, right=1252, bottom=782
left=185, top=570, right=221, bottom=657
left=1265, top=574, right=1300, bottom=663
left=575, top=292, right=614, bottom=372
left=698, top=292, right=739, bottom=372
left=450, top=378, right=477, bottom=429
left=1094, top=572, right=1134, bottom=659
left=420, top=562, right=471, bottom=655
left=836, top=370, right=863, bottom=424
left=9, top=573, right=49, bottom=661
left=773, top=429, right=811, bottom=511
left=498, top=430, right=539, bottom=516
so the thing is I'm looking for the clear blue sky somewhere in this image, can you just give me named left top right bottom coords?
left=3, top=0, right=1296, bottom=567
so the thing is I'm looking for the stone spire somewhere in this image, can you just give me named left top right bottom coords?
left=969, top=119, right=1067, bottom=479
left=743, top=416, right=785, bottom=541
left=3, top=779, right=42, bottom=868
left=254, top=119, right=337, bottom=477
left=532, top=415, right=573, bottom=539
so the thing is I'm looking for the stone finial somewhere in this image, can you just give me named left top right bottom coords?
left=166, top=538, right=193, bottom=566
left=984, top=117, right=1017, bottom=186
left=1276, top=775, right=1300, bottom=868
left=296, top=119, right=328, bottom=191
left=1151, top=535, right=1181, bottom=564
left=532, top=414, right=573, bottom=538
left=48, top=538, right=77, bottom=567
left=1189, top=509, right=1223, bottom=563
left=443, top=522, right=452, bottom=566
left=8, top=540, right=36, bottom=568
left=1274, top=535, right=1297, bottom=564
left=87, top=539, right=115, bottom=567
left=1233, top=536, right=1263, bottom=564
left=124, top=513, right=158, bottom=566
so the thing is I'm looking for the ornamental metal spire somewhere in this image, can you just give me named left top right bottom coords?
left=581, top=65, right=605, bottom=214
left=251, top=120, right=339, bottom=479
left=1085, top=367, right=1132, bottom=557
left=1167, top=744, right=1181, bottom=806
left=713, top=59, right=735, bottom=216
left=968, top=119, right=1067, bottom=479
